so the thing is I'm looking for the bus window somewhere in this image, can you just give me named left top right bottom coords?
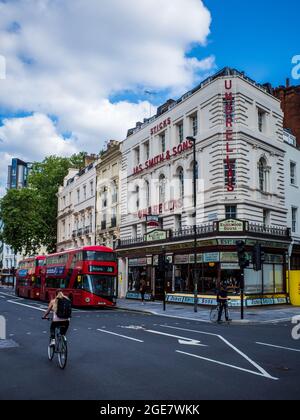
left=83, top=251, right=116, bottom=262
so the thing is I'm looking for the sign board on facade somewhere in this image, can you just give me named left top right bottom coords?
left=221, top=263, right=240, bottom=270
left=128, top=258, right=147, bottom=267
left=144, top=229, right=168, bottom=242
left=146, top=215, right=160, bottom=228
left=219, top=219, right=244, bottom=232
left=220, top=252, right=239, bottom=262
left=203, top=252, right=220, bottom=263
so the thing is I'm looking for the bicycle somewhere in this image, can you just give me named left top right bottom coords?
left=210, top=299, right=231, bottom=324
left=43, top=318, right=68, bottom=369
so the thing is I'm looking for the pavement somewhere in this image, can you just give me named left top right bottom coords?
left=116, top=298, right=300, bottom=324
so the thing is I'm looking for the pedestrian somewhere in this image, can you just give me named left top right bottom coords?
left=43, top=290, right=72, bottom=346
left=139, top=278, right=147, bottom=304
left=217, top=283, right=230, bottom=323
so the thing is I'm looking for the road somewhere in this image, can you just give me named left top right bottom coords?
left=0, top=289, right=300, bottom=400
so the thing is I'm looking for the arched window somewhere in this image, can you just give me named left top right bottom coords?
left=258, top=157, right=268, bottom=192
left=159, top=175, right=166, bottom=203
left=177, top=167, right=184, bottom=200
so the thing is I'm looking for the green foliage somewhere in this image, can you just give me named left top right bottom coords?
left=0, top=152, right=87, bottom=255
left=0, top=189, right=43, bottom=255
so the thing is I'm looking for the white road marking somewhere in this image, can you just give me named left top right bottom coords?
left=0, top=296, right=6, bottom=299
left=176, top=351, right=278, bottom=381
left=7, top=300, right=46, bottom=312
left=146, top=329, right=207, bottom=347
left=0, top=292, right=18, bottom=298
left=256, top=342, right=300, bottom=353
left=259, top=318, right=295, bottom=324
left=97, top=329, right=144, bottom=343
left=161, top=325, right=276, bottom=380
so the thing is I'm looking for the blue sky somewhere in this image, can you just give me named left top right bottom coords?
left=0, top=0, right=299, bottom=196
left=200, top=0, right=300, bottom=87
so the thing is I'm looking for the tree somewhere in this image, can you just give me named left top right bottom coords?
left=0, top=189, right=43, bottom=255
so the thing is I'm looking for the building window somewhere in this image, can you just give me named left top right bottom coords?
left=112, top=180, right=118, bottom=204
left=145, top=180, right=150, bottom=207
left=134, top=147, right=140, bottom=165
left=111, top=208, right=117, bottom=228
left=258, top=109, right=266, bottom=133
left=159, top=175, right=166, bottom=203
left=77, top=189, right=80, bottom=203
left=191, top=113, right=198, bottom=137
left=101, top=213, right=107, bottom=231
left=177, top=122, right=184, bottom=143
left=160, top=132, right=166, bottom=153
left=176, top=214, right=182, bottom=231
left=263, top=209, right=270, bottom=227
left=102, top=187, right=107, bottom=208
left=258, top=157, right=268, bottom=192
left=225, top=205, right=237, bottom=220
left=177, top=167, right=184, bottom=200
left=224, top=160, right=236, bottom=188
left=136, top=186, right=140, bottom=210
left=290, top=162, right=297, bottom=186
left=292, top=207, right=298, bottom=233
left=132, top=225, right=137, bottom=239
left=144, top=141, right=150, bottom=160
left=90, top=181, right=94, bottom=196
left=83, top=185, right=87, bottom=201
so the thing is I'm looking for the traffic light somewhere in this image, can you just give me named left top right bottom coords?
left=236, top=240, right=250, bottom=269
left=252, top=244, right=264, bottom=271
left=158, top=255, right=165, bottom=273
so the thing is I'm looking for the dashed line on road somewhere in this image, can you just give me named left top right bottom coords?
left=97, top=328, right=144, bottom=343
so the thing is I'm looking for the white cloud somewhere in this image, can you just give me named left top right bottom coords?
left=0, top=0, right=213, bottom=194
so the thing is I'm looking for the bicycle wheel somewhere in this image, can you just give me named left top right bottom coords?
left=57, top=336, right=68, bottom=369
left=210, top=306, right=219, bottom=323
left=48, top=341, right=55, bottom=361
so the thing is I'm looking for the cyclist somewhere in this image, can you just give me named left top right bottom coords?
left=217, top=283, right=230, bottom=323
left=43, top=290, right=71, bottom=346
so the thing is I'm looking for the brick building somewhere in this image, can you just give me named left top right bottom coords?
left=274, top=80, right=300, bottom=146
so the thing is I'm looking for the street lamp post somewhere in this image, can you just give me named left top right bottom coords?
left=187, top=136, right=198, bottom=313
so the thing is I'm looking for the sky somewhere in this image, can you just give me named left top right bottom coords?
left=0, top=0, right=299, bottom=197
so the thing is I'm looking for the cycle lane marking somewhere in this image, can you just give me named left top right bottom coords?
left=160, top=325, right=278, bottom=381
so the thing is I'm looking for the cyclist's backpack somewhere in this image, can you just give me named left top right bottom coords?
left=56, top=297, right=72, bottom=319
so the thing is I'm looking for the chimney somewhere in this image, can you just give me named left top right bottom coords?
left=286, top=78, right=290, bottom=88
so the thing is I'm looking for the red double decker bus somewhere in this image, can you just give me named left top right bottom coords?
left=40, top=246, right=118, bottom=307
left=16, top=256, right=46, bottom=300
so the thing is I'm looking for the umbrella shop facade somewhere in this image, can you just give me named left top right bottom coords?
left=117, top=68, right=292, bottom=307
